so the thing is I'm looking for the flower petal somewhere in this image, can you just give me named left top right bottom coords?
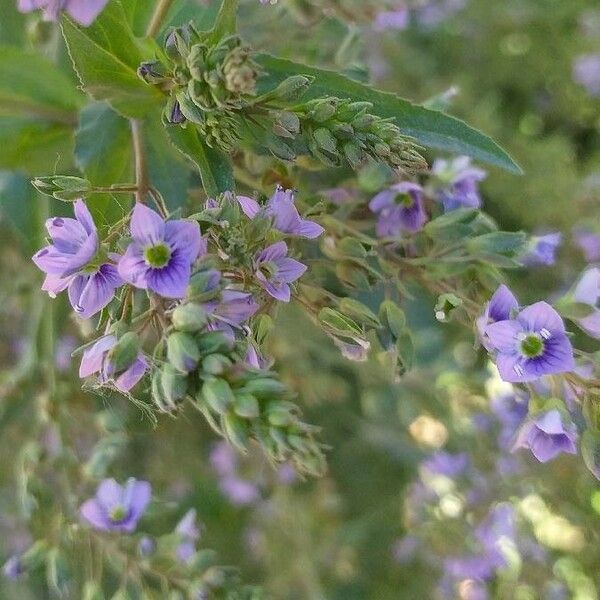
left=488, top=284, right=519, bottom=322
left=146, top=255, right=190, bottom=298
left=73, top=199, right=96, bottom=235
left=296, top=219, right=324, bottom=239
left=517, top=301, right=566, bottom=334
left=96, top=478, right=123, bottom=511
left=80, top=499, right=110, bottom=531
left=165, top=220, right=202, bottom=263
left=79, top=335, right=117, bottom=378
left=65, top=0, right=110, bottom=26
left=237, top=195, right=261, bottom=218
left=275, top=257, right=307, bottom=283
left=130, top=203, right=165, bottom=246
left=484, top=320, right=522, bottom=354
left=123, top=479, right=151, bottom=522
left=114, top=356, right=148, bottom=392
left=73, top=265, right=122, bottom=319
left=256, top=241, right=288, bottom=263
left=118, top=244, right=149, bottom=289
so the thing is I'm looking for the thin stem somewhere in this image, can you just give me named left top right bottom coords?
left=145, top=0, right=176, bottom=38
left=130, top=120, right=149, bottom=204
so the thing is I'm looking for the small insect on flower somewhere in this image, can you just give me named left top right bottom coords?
left=118, top=204, right=204, bottom=299
left=80, top=478, right=151, bottom=533
left=484, top=302, right=575, bottom=383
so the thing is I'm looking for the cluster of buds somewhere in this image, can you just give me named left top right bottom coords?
left=139, top=23, right=260, bottom=149
left=271, top=97, right=427, bottom=172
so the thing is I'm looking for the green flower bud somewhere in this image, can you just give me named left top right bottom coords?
left=187, top=269, right=221, bottom=301
left=201, top=377, right=235, bottom=414
left=267, top=404, right=295, bottom=427
left=186, top=43, right=208, bottom=81
left=234, top=392, right=260, bottom=419
left=223, top=412, right=249, bottom=450
left=241, top=378, right=287, bottom=398
left=309, top=100, right=337, bottom=123
left=313, top=127, right=339, bottom=154
left=222, top=46, right=259, bottom=95
left=172, top=303, right=208, bottom=332
left=196, top=331, right=234, bottom=355
left=160, top=364, right=189, bottom=406
left=167, top=332, right=200, bottom=373
left=201, top=354, right=232, bottom=375
left=262, top=75, right=313, bottom=102
left=107, top=332, right=140, bottom=373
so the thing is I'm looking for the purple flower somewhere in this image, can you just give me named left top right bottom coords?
left=254, top=241, right=307, bottom=302
left=204, top=289, right=260, bottom=328
left=572, top=267, right=600, bottom=339
left=490, top=391, right=529, bottom=448
left=80, top=478, right=151, bottom=532
left=209, top=441, right=237, bottom=477
left=476, top=285, right=519, bottom=350
left=392, top=535, right=419, bottom=564
left=374, top=7, right=410, bottom=32
left=369, top=182, right=428, bottom=237
left=422, top=451, right=470, bottom=477
left=33, top=200, right=98, bottom=278
left=485, top=302, right=575, bottom=383
left=2, top=555, right=25, bottom=580
left=17, top=0, right=109, bottom=26
left=219, top=477, right=260, bottom=506
left=521, top=233, right=562, bottom=266
left=175, top=509, right=202, bottom=563
left=432, top=156, right=486, bottom=212
left=138, top=536, right=156, bottom=557
left=513, top=410, right=578, bottom=463
left=237, top=187, right=324, bottom=239
left=118, top=204, right=203, bottom=299
left=573, top=54, right=600, bottom=97
left=79, top=335, right=148, bottom=393
left=55, top=335, right=77, bottom=372
left=573, top=227, right=600, bottom=262
left=33, top=200, right=123, bottom=318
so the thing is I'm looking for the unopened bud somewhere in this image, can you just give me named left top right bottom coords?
left=200, top=377, right=235, bottom=414
left=172, top=303, right=207, bottom=332
left=107, top=332, right=139, bottom=374
left=167, top=332, right=200, bottom=373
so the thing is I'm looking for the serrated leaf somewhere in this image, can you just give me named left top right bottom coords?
left=61, top=2, right=162, bottom=118
left=166, top=126, right=234, bottom=197
left=256, top=54, right=521, bottom=174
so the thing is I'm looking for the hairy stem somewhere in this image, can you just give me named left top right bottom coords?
left=145, top=0, right=176, bottom=38
left=130, top=119, right=149, bottom=204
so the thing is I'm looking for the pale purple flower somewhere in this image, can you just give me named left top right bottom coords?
left=55, top=335, right=77, bottom=371
left=521, top=233, right=562, bottom=266
left=33, top=199, right=98, bottom=278
left=80, top=478, right=151, bottom=532
left=254, top=241, right=307, bottom=302
left=476, top=284, right=519, bottom=350
left=573, top=227, right=600, bottom=262
left=369, top=182, right=428, bottom=237
left=485, top=302, right=575, bottom=383
left=422, top=451, right=470, bottom=477
left=237, top=187, right=324, bottom=239
left=415, top=0, right=466, bottom=28
left=573, top=54, right=600, bottom=97
left=138, top=536, right=156, bottom=557
left=392, top=535, right=419, bottom=564
left=219, top=477, right=260, bottom=506
left=79, top=335, right=147, bottom=393
left=118, top=204, right=203, bottom=299
left=17, top=0, right=109, bottom=26
left=209, top=441, right=237, bottom=477
left=374, top=7, right=410, bottom=32
left=572, top=267, right=600, bottom=338
left=175, top=509, right=202, bottom=563
left=513, top=410, right=578, bottom=463
left=490, top=391, right=529, bottom=449
left=2, top=555, right=24, bottom=580
left=204, top=289, right=260, bottom=328
left=432, top=156, right=486, bottom=211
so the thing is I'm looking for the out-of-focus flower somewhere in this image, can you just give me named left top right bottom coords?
left=432, top=156, right=486, bottom=212
left=573, top=54, right=600, bottom=96
left=513, top=410, right=578, bottom=463
left=55, top=335, right=77, bottom=372
left=422, top=451, right=470, bottom=477
left=572, top=267, right=600, bottom=339
left=369, top=182, right=428, bottom=237
left=219, top=477, right=260, bottom=506
left=175, top=509, right=202, bottom=563
left=17, top=0, right=109, bottom=26
left=476, top=285, right=519, bottom=350
left=392, top=535, right=419, bottom=564
left=2, top=555, right=25, bottom=580
left=237, top=187, right=324, bottom=239
left=80, top=478, right=151, bottom=532
left=521, top=233, right=562, bottom=266
left=79, top=335, right=147, bottom=393
left=374, top=6, right=410, bottom=32
left=485, top=302, right=575, bottom=383
left=573, top=227, right=600, bottom=262
left=138, top=536, right=156, bottom=557
left=254, top=241, right=306, bottom=302
left=118, top=204, right=203, bottom=299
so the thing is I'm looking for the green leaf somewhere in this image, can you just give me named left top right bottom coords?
left=0, top=46, right=82, bottom=123
left=61, top=1, right=163, bottom=118
left=255, top=54, right=521, bottom=174
left=166, top=126, right=234, bottom=197
left=207, top=0, right=239, bottom=44
left=0, top=0, right=26, bottom=46
left=74, top=102, right=133, bottom=223
left=466, top=231, right=527, bottom=256
left=0, top=171, right=37, bottom=251
left=0, top=117, right=74, bottom=174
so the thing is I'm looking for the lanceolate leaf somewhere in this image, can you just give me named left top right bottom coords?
left=256, top=54, right=521, bottom=174
left=166, top=126, right=234, bottom=198
left=61, top=1, right=162, bottom=118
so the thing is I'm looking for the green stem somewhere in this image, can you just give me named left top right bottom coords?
left=145, top=0, right=176, bottom=38
left=130, top=119, right=149, bottom=204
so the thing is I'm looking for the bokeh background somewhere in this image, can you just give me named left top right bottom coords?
left=1, top=0, right=600, bottom=598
